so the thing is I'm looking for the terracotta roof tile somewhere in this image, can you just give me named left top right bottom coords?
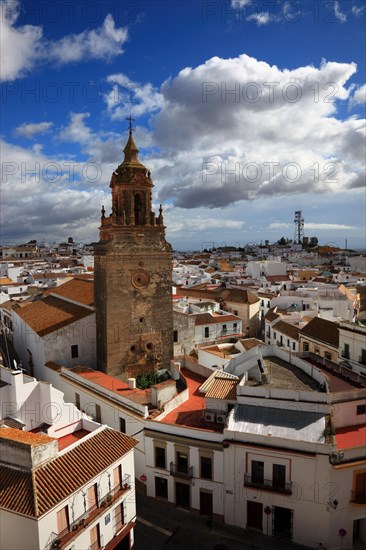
left=300, top=317, right=339, bottom=348
left=0, top=466, right=35, bottom=516
left=16, top=295, right=93, bottom=336
left=205, top=378, right=238, bottom=400
left=194, top=313, right=241, bottom=326
left=274, top=321, right=300, bottom=340
left=264, top=307, right=280, bottom=322
left=48, top=278, right=94, bottom=306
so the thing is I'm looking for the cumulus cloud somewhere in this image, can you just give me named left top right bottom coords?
left=349, top=83, right=366, bottom=108
left=104, top=73, right=164, bottom=119
left=0, top=1, right=128, bottom=81
left=352, top=5, right=365, bottom=17
left=14, top=121, right=53, bottom=139
left=143, top=54, right=364, bottom=209
left=246, top=12, right=271, bottom=25
left=48, top=15, right=128, bottom=65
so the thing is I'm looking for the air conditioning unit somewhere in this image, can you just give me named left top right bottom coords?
left=330, top=451, right=344, bottom=463
left=216, top=413, right=227, bottom=424
left=205, top=412, right=216, bottom=423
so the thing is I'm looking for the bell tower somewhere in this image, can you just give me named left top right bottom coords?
left=94, top=118, right=173, bottom=379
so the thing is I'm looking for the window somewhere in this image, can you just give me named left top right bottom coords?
left=273, top=464, right=286, bottom=490
left=324, top=352, right=332, bottom=360
left=292, top=342, right=296, bottom=351
left=233, top=323, right=238, bottom=332
left=173, top=330, right=178, bottom=343
left=287, top=339, right=290, bottom=347
left=155, top=446, right=166, bottom=469
left=200, top=456, right=212, bottom=480
left=303, top=342, right=309, bottom=352
left=75, top=392, right=80, bottom=410
left=273, top=332, right=276, bottom=340
left=222, top=324, right=227, bottom=333
left=234, top=310, right=238, bottom=316
left=261, top=300, right=264, bottom=306
left=57, top=505, right=69, bottom=535
left=360, top=349, right=366, bottom=365
left=71, top=344, right=78, bottom=358
left=353, top=472, right=366, bottom=504
left=119, top=417, right=126, bottom=432
left=342, top=343, right=350, bottom=359
left=95, top=404, right=101, bottom=423
left=357, top=404, right=366, bottom=415
left=314, top=347, right=320, bottom=354
left=204, top=327, right=209, bottom=338
left=251, top=460, right=264, bottom=484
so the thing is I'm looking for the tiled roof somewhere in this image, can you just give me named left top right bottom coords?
left=182, top=287, right=259, bottom=304
left=48, top=277, right=94, bottom=306
left=274, top=321, right=300, bottom=340
left=0, top=466, right=35, bottom=516
left=0, top=428, right=137, bottom=518
left=15, top=295, right=93, bottom=336
left=0, top=427, right=54, bottom=447
left=240, top=338, right=265, bottom=350
left=199, top=370, right=239, bottom=393
left=194, top=313, right=240, bottom=326
left=264, top=307, right=280, bottom=322
left=205, top=378, right=238, bottom=400
left=265, top=275, right=290, bottom=283
left=300, top=317, right=339, bottom=348
left=3, top=417, right=25, bottom=430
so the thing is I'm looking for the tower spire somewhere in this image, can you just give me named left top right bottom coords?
left=123, top=114, right=141, bottom=165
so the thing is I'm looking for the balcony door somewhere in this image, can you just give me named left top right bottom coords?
left=56, top=505, right=69, bottom=535
left=113, top=465, right=122, bottom=491
left=90, top=524, right=101, bottom=550
left=252, top=460, right=264, bottom=484
left=87, top=483, right=98, bottom=511
left=115, top=502, right=124, bottom=533
left=247, top=501, right=263, bottom=530
left=273, top=464, right=286, bottom=490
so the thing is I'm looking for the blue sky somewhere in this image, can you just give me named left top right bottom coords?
left=1, top=0, right=365, bottom=250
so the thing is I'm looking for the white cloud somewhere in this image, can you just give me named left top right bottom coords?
left=14, top=121, right=53, bottom=139
left=230, top=1, right=252, bottom=7
left=305, top=223, right=356, bottom=230
left=349, top=83, right=366, bottom=108
left=58, top=113, right=92, bottom=145
left=351, top=5, right=365, bottom=17
left=105, top=73, right=164, bottom=119
left=268, top=223, right=291, bottom=229
left=246, top=12, right=271, bottom=26
left=147, top=54, right=363, bottom=209
left=0, top=1, right=128, bottom=81
left=334, top=1, right=347, bottom=23
left=0, top=0, right=43, bottom=81
left=48, top=15, right=128, bottom=65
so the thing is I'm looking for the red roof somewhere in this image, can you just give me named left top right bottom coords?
left=335, top=425, right=366, bottom=450
left=160, top=368, right=224, bottom=432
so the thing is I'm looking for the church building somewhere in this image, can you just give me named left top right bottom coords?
left=94, top=121, right=173, bottom=379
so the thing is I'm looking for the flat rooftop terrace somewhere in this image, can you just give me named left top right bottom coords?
left=246, top=356, right=322, bottom=392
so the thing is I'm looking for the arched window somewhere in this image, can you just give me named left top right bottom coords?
left=134, top=193, right=143, bottom=225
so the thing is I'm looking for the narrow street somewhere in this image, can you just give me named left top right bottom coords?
left=134, top=489, right=311, bottom=550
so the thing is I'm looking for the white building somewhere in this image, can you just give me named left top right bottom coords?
left=338, top=321, right=366, bottom=375
left=0, top=364, right=138, bottom=550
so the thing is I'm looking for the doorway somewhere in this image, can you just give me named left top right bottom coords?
left=175, top=482, right=190, bottom=509
left=247, top=501, right=263, bottom=531
left=200, top=491, right=213, bottom=516
left=272, top=506, right=293, bottom=541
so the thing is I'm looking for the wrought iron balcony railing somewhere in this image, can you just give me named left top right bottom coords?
left=244, top=474, right=292, bottom=494
left=170, top=461, right=193, bottom=479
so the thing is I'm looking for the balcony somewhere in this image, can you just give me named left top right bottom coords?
left=170, top=461, right=193, bottom=479
left=47, top=475, right=131, bottom=550
left=350, top=491, right=366, bottom=504
left=244, top=474, right=292, bottom=494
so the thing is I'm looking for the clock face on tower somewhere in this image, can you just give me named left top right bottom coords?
left=131, top=269, right=150, bottom=289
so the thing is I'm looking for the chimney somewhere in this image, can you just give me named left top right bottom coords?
left=128, top=377, right=136, bottom=390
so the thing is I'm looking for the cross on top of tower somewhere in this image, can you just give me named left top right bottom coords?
left=126, top=113, right=135, bottom=132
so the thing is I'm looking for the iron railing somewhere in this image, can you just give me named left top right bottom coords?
left=244, top=474, right=292, bottom=494
left=170, top=461, right=193, bottom=479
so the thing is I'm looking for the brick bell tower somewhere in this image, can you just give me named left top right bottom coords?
left=94, top=118, right=173, bottom=379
